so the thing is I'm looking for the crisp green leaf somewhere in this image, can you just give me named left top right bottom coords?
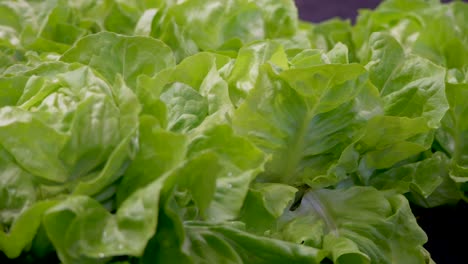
left=276, top=187, right=428, bottom=264
left=366, top=33, right=448, bottom=128
left=61, top=32, right=175, bottom=87
left=436, top=82, right=468, bottom=187
left=334, top=33, right=449, bottom=185
left=181, top=221, right=327, bottom=264
left=226, top=41, right=289, bottom=105
left=144, top=198, right=326, bottom=264
left=240, top=183, right=297, bottom=233
left=44, top=175, right=166, bottom=263
left=187, top=125, right=266, bottom=221
left=233, top=63, right=380, bottom=186
left=0, top=200, right=58, bottom=258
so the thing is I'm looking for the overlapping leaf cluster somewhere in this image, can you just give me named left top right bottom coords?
left=0, top=0, right=466, bottom=263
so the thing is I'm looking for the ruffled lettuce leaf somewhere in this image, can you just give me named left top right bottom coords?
left=61, top=32, right=176, bottom=88
left=0, top=63, right=141, bottom=258
left=332, top=33, right=450, bottom=204
left=140, top=187, right=326, bottom=264
left=275, top=187, right=430, bottom=264
left=233, top=61, right=381, bottom=187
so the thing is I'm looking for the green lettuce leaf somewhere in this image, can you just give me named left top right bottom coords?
left=225, top=40, right=289, bottom=105
left=233, top=62, right=381, bottom=186
left=142, top=192, right=326, bottom=264
left=307, top=19, right=356, bottom=62
left=144, top=0, right=298, bottom=61
left=334, top=33, right=449, bottom=190
left=0, top=63, right=140, bottom=258
left=240, top=183, right=297, bottom=234
left=61, top=32, right=175, bottom=88
left=436, top=82, right=468, bottom=188
left=136, top=51, right=232, bottom=131
left=275, top=186, right=429, bottom=264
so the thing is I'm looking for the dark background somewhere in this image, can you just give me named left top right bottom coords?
left=294, top=1, right=468, bottom=263
left=295, top=0, right=380, bottom=22
left=295, top=0, right=458, bottom=22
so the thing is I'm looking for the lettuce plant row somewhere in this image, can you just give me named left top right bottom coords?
left=0, top=0, right=467, bottom=263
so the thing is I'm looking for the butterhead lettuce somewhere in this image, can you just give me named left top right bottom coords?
left=1, top=0, right=467, bottom=263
